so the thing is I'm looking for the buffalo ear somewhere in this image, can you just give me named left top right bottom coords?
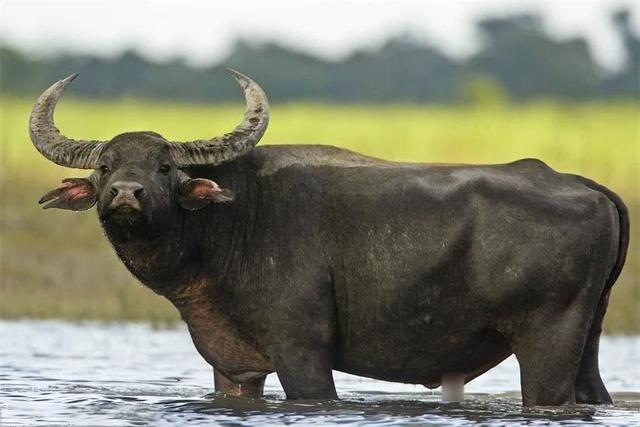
left=179, top=178, right=234, bottom=211
left=39, top=178, right=97, bottom=211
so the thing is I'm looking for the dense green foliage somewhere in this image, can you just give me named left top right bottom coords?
left=1, top=10, right=638, bottom=103
left=1, top=97, right=638, bottom=332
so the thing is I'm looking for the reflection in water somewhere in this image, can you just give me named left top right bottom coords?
left=1, top=321, right=639, bottom=426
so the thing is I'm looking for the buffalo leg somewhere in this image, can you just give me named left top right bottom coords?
left=575, top=290, right=613, bottom=404
left=511, top=310, right=589, bottom=406
left=213, top=368, right=266, bottom=398
left=272, top=347, right=337, bottom=400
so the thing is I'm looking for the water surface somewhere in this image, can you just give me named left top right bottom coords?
left=1, top=320, right=639, bottom=426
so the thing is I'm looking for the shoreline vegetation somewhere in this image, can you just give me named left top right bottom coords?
left=1, top=97, right=638, bottom=333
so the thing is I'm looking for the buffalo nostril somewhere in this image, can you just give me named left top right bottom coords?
left=111, top=181, right=144, bottom=199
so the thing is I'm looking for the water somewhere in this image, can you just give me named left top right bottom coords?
left=1, top=320, right=639, bottom=426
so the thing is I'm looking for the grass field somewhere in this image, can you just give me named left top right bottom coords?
left=1, top=96, right=638, bottom=333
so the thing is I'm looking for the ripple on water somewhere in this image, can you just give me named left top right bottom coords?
left=1, top=320, right=639, bottom=426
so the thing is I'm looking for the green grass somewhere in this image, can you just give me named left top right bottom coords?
left=1, top=96, right=638, bottom=333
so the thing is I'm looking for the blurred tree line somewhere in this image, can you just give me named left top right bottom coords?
left=1, top=10, right=638, bottom=103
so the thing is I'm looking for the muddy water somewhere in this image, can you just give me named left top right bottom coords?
left=1, top=320, right=639, bottom=426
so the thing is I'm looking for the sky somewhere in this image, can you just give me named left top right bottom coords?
left=1, top=0, right=639, bottom=71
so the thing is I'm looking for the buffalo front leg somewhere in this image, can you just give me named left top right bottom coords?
left=271, top=346, right=337, bottom=400
left=213, top=368, right=266, bottom=398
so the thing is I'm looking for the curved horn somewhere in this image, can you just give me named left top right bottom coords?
left=29, top=73, right=107, bottom=169
left=167, top=68, right=269, bottom=167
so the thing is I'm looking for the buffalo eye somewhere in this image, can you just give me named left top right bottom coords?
left=158, top=164, right=171, bottom=174
left=99, top=165, right=110, bottom=174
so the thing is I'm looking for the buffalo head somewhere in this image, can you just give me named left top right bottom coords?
left=30, top=69, right=268, bottom=241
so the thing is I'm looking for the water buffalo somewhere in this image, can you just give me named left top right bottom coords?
left=30, top=71, right=629, bottom=406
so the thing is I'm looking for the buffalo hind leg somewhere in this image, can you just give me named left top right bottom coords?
left=214, top=368, right=266, bottom=398
left=575, top=289, right=613, bottom=404
left=511, top=310, right=589, bottom=406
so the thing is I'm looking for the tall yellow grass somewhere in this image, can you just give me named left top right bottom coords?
left=1, top=97, right=638, bottom=332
